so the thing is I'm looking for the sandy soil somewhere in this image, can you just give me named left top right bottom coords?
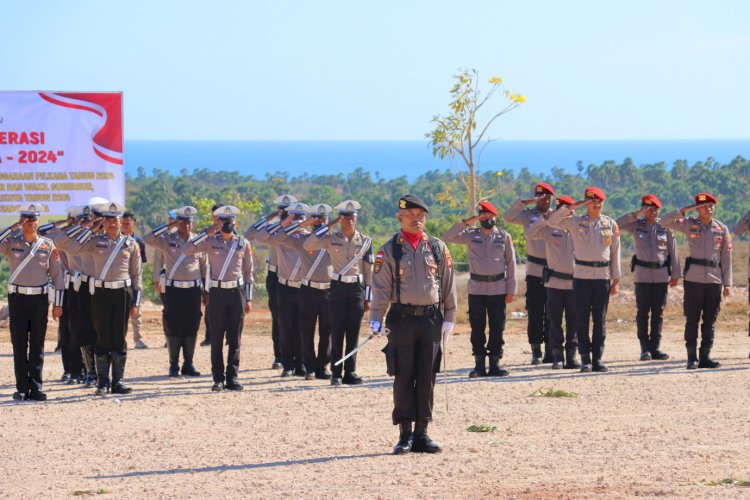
left=1, top=298, right=749, bottom=499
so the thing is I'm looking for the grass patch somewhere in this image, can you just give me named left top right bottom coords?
left=466, top=424, right=499, bottom=433
left=704, top=478, right=750, bottom=487
left=72, top=489, right=109, bottom=497
left=530, top=388, right=578, bottom=398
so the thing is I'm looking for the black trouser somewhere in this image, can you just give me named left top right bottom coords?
left=298, top=285, right=332, bottom=373
left=165, top=286, right=202, bottom=337
left=468, top=294, right=507, bottom=357
left=203, top=294, right=211, bottom=341
left=160, top=292, right=170, bottom=337
left=266, top=270, right=281, bottom=359
left=573, top=279, right=610, bottom=363
left=383, top=307, right=442, bottom=425
left=546, top=287, right=577, bottom=353
left=525, top=275, right=548, bottom=345
left=277, top=283, right=301, bottom=371
left=69, top=285, right=97, bottom=347
left=9, top=293, right=49, bottom=393
left=60, top=286, right=83, bottom=376
left=91, top=287, right=133, bottom=354
left=635, top=282, right=669, bottom=353
left=329, top=281, right=365, bottom=377
left=208, top=287, right=246, bottom=383
left=683, top=281, right=722, bottom=360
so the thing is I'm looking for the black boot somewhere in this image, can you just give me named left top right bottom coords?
left=181, top=336, right=201, bottom=376
left=393, top=421, right=413, bottom=455
left=81, top=346, right=98, bottom=387
left=487, top=355, right=509, bottom=377
left=110, top=351, right=133, bottom=394
left=580, top=353, right=592, bottom=373
left=95, top=354, right=110, bottom=395
left=469, top=355, right=486, bottom=378
left=530, top=343, right=543, bottom=365
left=551, top=348, right=564, bottom=370
left=649, top=337, right=669, bottom=360
left=686, top=348, right=699, bottom=369
left=167, top=337, right=181, bottom=377
left=564, top=349, right=581, bottom=369
left=412, top=422, right=442, bottom=453
left=698, top=349, right=721, bottom=369
left=542, top=341, right=554, bottom=363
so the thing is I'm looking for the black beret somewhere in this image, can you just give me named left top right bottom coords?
left=398, top=194, right=429, bottom=213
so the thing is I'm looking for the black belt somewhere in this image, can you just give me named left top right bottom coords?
left=686, top=257, right=720, bottom=268
left=548, top=269, right=574, bottom=280
left=391, top=303, right=439, bottom=317
left=632, top=256, right=668, bottom=269
left=470, top=272, right=505, bottom=282
left=575, top=258, right=609, bottom=268
left=527, top=255, right=547, bottom=266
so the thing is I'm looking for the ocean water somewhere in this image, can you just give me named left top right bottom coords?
left=124, top=139, right=750, bottom=180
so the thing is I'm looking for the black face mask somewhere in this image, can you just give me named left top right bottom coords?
left=221, top=221, right=235, bottom=234
left=480, top=219, right=496, bottom=230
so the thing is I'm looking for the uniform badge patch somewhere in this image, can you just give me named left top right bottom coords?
left=374, top=251, right=384, bottom=273
left=444, top=248, right=452, bottom=269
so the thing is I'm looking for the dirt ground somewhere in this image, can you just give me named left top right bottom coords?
left=1, top=295, right=749, bottom=499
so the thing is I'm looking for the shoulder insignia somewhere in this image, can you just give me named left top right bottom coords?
left=52, top=248, right=60, bottom=261
left=374, top=250, right=384, bottom=273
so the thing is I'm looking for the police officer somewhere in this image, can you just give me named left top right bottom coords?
left=257, top=203, right=307, bottom=377
left=733, top=209, right=750, bottom=339
left=370, top=194, right=456, bottom=455
left=303, top=200, right=373, bottom=386
left=185, top=205, right=254, bottom=391
left=443, top=200, right=516, bottom=377
left=526, top=196, right=580, bottom=369
left=151, top=209, right=176, bottom=349
left=547, top=187, right=622, bottom=373
left=271, top=203, right=334, bottom=380
left=662, top=193, right=732, bottom=369
left=0, top=204, right=64, bottom=401
left=55, top=202, right=142, bottom=395
left=144, top=206, right=208, bottom=377
left=246, top=194, right=297, bottom=368
left=616, top=194, right=681, bottom=361
left=122, top=211, right=148, bottom=349
left=503, top=183, right=555, bottom=364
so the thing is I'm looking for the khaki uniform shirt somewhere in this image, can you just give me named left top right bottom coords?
left=547, top=206, right=622, bottom=281
left=370, top=232, right=457, bottom=324
left=185, top=231, right=254, bottom=285
left=255, top=225, right=302, bottom=282
left=526, top=217, right=575, bottom=291
left=616, top=214, right=681, bottom=284
left=662, top=210, right=732, bottom=286
left=303, top=227, right=373, bottom=287
left=270, top=228, right=332, bottom=284
left=443, top=221, right=517, bottom=295
left=502, top=200, right=552, bottom=278
left=0, top=232, right=64, bottom=289
left=144, top=229, right=208, bottom=282
left=733, top=211, right=750, bottom=279
left=246, top=219, right=278, bottom=269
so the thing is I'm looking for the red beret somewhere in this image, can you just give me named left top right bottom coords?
left=695, top=192, right=717, bottom=204
left=535, top=183, right=555, bottom=196
left=584, top=187, right=606, bottom=201
left=641, top=194, right=662, bottom=208
left=556, top=195, right=575, bottom=206
left=477, top=200, right=498, bottom=216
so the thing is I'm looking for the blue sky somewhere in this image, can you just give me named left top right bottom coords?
left=2, top=0, right=748, bottom=141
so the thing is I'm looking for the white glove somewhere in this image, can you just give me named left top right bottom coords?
left=369, top=320, right=384, bottom=336
left=441, top=321, right=455, bottom=343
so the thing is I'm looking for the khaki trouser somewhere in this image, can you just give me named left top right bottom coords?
left=130, top=306, right=143, bottom=343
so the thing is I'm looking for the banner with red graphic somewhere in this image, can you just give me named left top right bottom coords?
left=0, top=91, right=124, bottom=223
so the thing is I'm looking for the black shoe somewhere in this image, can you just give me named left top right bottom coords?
left=111, top=382, right=132, bottom=395
left=330, top=377, right=342, bottom=386
left=315, top=369, right=332, bottom=380
left=181, top=364, right=201, bottom=377
left=342, top=372, right=363, bottom=385
left=84, top=374, right=97, bottom=388
left=12, top=392, right=28, bottom=401
left=211, top=382, right=225, bottom=392
left=564, top=360, right=582, bottom=369
left=551, top=361, right=563, bottom=370
left=95, top=385, right=108, bottom=396
left=60, top=373, right=71, bottom=382
left=686, top=360, right=699, bottom=370
left=592, top=362, right=608, bottom=373
left=271, top=359, right=283, bottom=370
left=200, top=339, right=211, bottom=347
left=305, top=372, right=316, bottom=381
left=393, top=432, right=414, bottom=455
left=66, top=376, right=77, bottom=385
left=580, top=364, right=592, bottom=373
left=411, top=431, right=442, bottom=453
left=225, top=380, right=244, bottom=391
left=469, top=355, right=486, bottom=378
left=168, top=364, right=180, bottom=377
left=542, top=352, right=555, bottom=364
left=281, top=369, right=294, bottom=377
left=650, top=350, right=670, bottom=360
left=294, top=366, right=307, bottom=377
left=639, top=352, right=652, bottom=361
left=698, top=358, right=721, bottom=369
left=487, top=356, right=509, bottom=377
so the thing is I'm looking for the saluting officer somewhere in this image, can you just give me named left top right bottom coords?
left=547, top=187, right=622, bottom=373
left=257, top=202, right=307, bottom=377
left=443, top=200, right=516, bottom=378
left=185, top=205, right=253, bottom=391
left=370, top=194, right=456, bottom=455
left=503, top=183, right=555, bottom=364
left=151, top=209, right=177, bottom=349
left=122, top=211, right=148, bottom=349
left=526, top=196, right=580, bottom=369
left=144, top=206, right=208, bottom=377
left=303, top=200, right=374, bottom=386
left=56, top=202, right=142, bottom=395
left=246, top=194, right=297, bottom=368
left=0, top=204, right=64, bottom=401
left=616, top=194, right=681, bottom=361
left=733, top=208, right=750, bottom=338
left=662, top=192, right=732, bottom=369
left=270, top=203, right=334, bottom=380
